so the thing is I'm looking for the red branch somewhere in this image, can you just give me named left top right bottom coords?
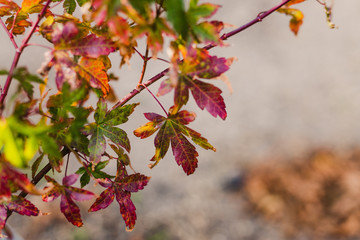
left=111, top=0, right=292, bottom=110
left=0, top=0, right=53, bottom=114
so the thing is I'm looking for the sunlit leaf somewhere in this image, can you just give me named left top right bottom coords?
left=78, top=57, right=110, bottom=96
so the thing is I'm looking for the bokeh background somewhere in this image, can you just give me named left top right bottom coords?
left=2, top=0, right=360, bottom=239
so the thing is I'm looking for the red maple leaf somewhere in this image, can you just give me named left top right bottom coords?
left=42, top=174, right=95, bottom=227
left=89, top=166, right=150, bottom=231
left=158, top=47, right=231, bottom=119
left=134, top=110, right=215, bottom=175
left=0, top=159, right=41, bottom=231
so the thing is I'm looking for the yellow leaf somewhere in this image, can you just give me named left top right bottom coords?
left=278, top=8, right=304, bottom=35
left=0, top=118, right=24, bottom=168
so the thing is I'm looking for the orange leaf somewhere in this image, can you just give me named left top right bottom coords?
left=78, top=57, right=110, bottom=96
left=21, top=0, right=42, bottom=12
left=278, top=8, right=304, bottom=35
left=286, top=0, right=306, bottom=7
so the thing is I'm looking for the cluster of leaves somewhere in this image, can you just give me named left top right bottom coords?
left=0, top=0, right=231, bottom=231
left=0, top=0, right=329, bottom=235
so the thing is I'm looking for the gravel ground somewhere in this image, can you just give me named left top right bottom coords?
left=2, top=0, right=360, bottom=239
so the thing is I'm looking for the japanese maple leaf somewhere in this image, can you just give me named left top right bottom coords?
left=42, top=174, right=95, bottom=227
left=0, top=159, right=41, bottom=231
left=134, top=110, right=215, bottom=175
left=0, top=160, right=42, bottom=200
left=85, top=100, right=138, bottom=164
left=0, top=195, right=39, bottom=231
left=89, top=168, right=150, bottom=231
left=158, top=47, right=230, bottom=119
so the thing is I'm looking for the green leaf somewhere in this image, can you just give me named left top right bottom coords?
left=79, top=171, right=90, bottom=188
left=88, top=127, right=106, bottom=164
left=109, top=144, right=130, bottom=166
left=101, top=125, right=130, bottom=152
left=31, top=154, right=44, bottom=178
left=191, top=21, right=218, bottom=43
left=188, top=2, right=219, bottom=20
left=63, top=0, right=76, bottom=14
left=102, top=103, right=139, bottom=126
left=11, top=67, right=44, bottom=99
left=129, top=0, right=154, bottom=18
left=95, top=99, right=107, bottom=124
left=165, top=0, right=189, bottom=39
left=41, top=135, right=61, bottom=159
left=75, top=0, right=89, bottom=6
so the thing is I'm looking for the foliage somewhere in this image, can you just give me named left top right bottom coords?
left=0, top=0, right=333, bottom=235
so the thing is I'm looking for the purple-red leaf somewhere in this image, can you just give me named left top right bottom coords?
left=7, top=196, right=39, bottom=216
left=120, top=173, right=151, bottom=192
left=42, top=175, right=94, bottom=227
left=60, top=194, right=83, bottom=227
left=0, top=205, right=6, bottom=231
left=69, top=34, right=115, bottom=58
left=192, top=55, right=230, bottom=79
left=144, top=112, right=166, bottom=122
left=115, top=190, right=136, bottom=231
left=175, top=110, right=196, bottom=125
left=0, top=160, right=42, bottom=196
left=134, top=111, right=214, bottom=175
left=68, top=187, right=96, bottom=202
left=187, top=78, right=227, bottom=120
left=63, top=174, right=79, bottom=186
left=88, top=171, right=150, bottom=230
left=168, top=121, right=199, bottom=175
left=89, top=187, right=115, bottom=212
left=52, top=21, right=79, bottom=44
left=157, top=78, right=173, bottom=97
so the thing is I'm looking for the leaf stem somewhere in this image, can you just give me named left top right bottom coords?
left=140, top=83, right=168, bottom=117
left=25, top=43, right=53, bottom=50
left=0, top=18, right=18, bottom=49
left=111, top=0, right=292, bottom=110
left=0, top=0, right=53, bottom=115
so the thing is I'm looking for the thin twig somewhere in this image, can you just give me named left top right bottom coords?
left=9, top=10, right=19, bottom=36
left=137, top=45, right=149, bottom=85
left=65, top=153, right=70, bottom=176
left=133, top=47, right=145, bottom=60
left=111, top=0, right=292, bottom=110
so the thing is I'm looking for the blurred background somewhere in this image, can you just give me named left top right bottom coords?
left=2, top=0, right=360, bottom=239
